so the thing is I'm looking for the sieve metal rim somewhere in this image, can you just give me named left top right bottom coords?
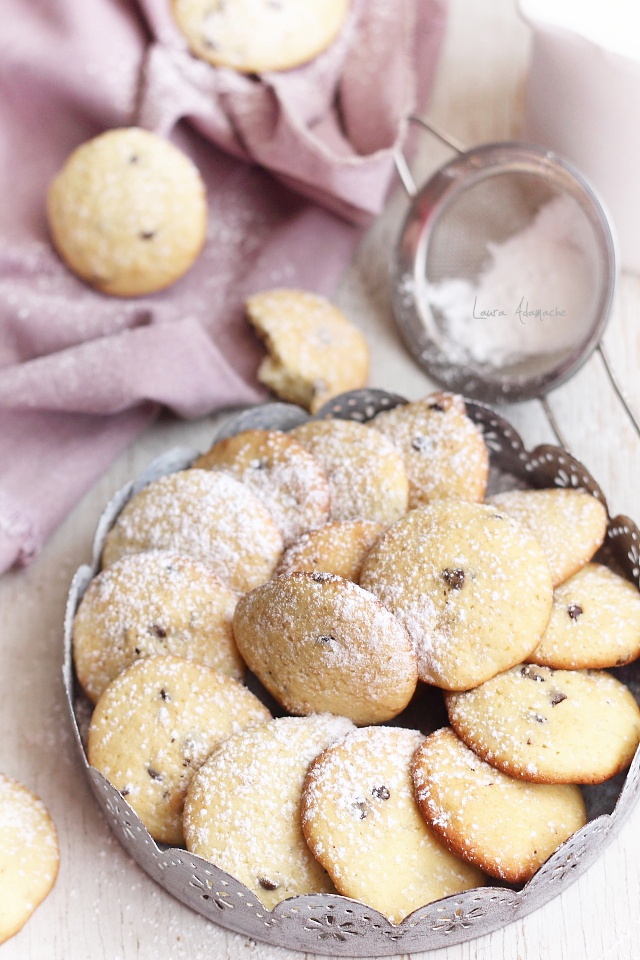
left=391, top=141, right=617, bottom=404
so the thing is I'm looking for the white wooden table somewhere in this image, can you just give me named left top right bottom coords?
left=2, top=0, right=639, bottom=957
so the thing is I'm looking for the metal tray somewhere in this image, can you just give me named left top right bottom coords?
left=62, top=389, right=640, bottom=956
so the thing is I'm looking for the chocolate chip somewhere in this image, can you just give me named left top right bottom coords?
left=616, top=654, right=630, bottom=666
left=252, top=457, right=268, bottom=471
left=120, top=787, right=130, bottom=797
left=411, top=435, right=429, bottom=453
left=133, top=647, right=141, bottom=655
left=530, top=712, right=547, bottom=724
left=147, top=767, right=163, bottom=781
left=521, top=665, right=545, bottom=682
left=371, top=785, right=390, bottom=801
left=202, top=37, right=218, bottom=50
left=310, top=572, right=332, bottom=583
left=567, top=604, right=583, bottom=621
left=159, top=688, right=170, bottom=701
left=550, top=691, right=567, bottom=706
left=352, top=799, right=368, bottom=819
left=258, top=876, right=279, bottom=891
left=129, top=155, right=139, bottom=164
left=493, top=514, right=504, bottom=521
left=140, top=230, right=155, bottom=240
left=152, top=624, right=167, bottom=639
left=428, top=400, right=447, bottom=412
left=442, top=567, right=465, bottom=590
left=316, top=635, right=335, bottom=646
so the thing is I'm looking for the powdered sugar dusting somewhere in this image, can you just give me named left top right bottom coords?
left=183, top=715, right=354, bottom=907
left=371, top=393, right=488, bottom=507
left=301, top=726, right=484, bottom=923
left=72, top=550, right=243, bottom=703
left=87, top=655, right=270, bottom=844
left=412, top=727, right=586, bottom=882
left=233, top=572, right=417, bottom=724
left=194, top=429, right=330, bottom=546
left=291, top=419, right=408, bottom=524
left=101, top=469, right=283, bottom=592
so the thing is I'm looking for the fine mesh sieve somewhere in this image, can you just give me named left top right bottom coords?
left=392, top=119, right=638, bottom=447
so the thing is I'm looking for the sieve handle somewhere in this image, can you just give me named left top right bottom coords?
left=597, top=343, right=640, bottom=441
left=393, top=116, right=466, bottom=198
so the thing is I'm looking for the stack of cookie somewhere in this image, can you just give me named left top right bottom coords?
left=73, top=388, right=640, bottom=924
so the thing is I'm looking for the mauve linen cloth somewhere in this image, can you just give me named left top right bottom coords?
left=0, top=0, right=446, bottom=573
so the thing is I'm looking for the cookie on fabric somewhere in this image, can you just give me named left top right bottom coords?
left=411, top=727, right=586, bottom=884
left=446, top=665, right=640, bottom=785
left=527, top=563, right=640, bottom=670
left=360, top=501, right=553, bottom=690
left=371, top=393, right=489, bottom=508
left=47, top=128, right=206, bottom=296
left=487, top=489, right=607, bottom=587
left=246, top=289, right=368, bottom=413
left=172, top=0, right=351, bottom=74
left=0, top=774, right=59, bottom=945
left=301, top=726, right=485, bottom=923
left=183, top=715, right=354, bottom=908
left=72, top=550, right=243, bottom=703
left=193, top=429, right=330, bottom=546
left=290, top=419, right=408, bottom=525
left=232, top=572, right=418, bottom=724
left=276, top=520, right=385, bottom=582
left=101, top=469, right=283, bottom=592
left=87, top=655, right=270, bottom=844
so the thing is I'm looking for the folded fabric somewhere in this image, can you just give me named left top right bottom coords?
left=0, top=0, right=446, bottom=573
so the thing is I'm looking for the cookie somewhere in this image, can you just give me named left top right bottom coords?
left=172, top=0, right=350, bottom=74
left=193, top=429, right=330, bottom=546
left=371, top=393, right=489, bottom=508
left=360, top=501, right=553, bottom=690
left=246, top=289, right=369, bottom=413
left=0, top=775, right=59, bottom=944
left=276, top=520, right=386, bottom=582
left=290, top=419, right=408, bottom=525
left=183, top=715, right=354, bottom=907
left=527, top=563, right=640, bottom=670
left=487, top=489, right=607, bottom=587
left=301, top=726, right=485, bottom=923
left=87, top=655, right=270, bottom=844
left=101, top=469, right=283, bottom=592
left=47, top=128, right=207, bottom=296
left=232, top=572, right=418, bottom=724
left=72, top=550, right=243, bottom=703
left=446, top=665, right=640, bottom=784
left=412, top=727, right=586, bottom=883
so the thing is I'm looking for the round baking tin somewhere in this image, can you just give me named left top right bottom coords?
left=63, top=389, right=640, bottom=956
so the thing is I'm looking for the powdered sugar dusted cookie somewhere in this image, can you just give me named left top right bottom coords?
left=360, top=501, right=553, bottom=690
left=371, top=393, right=489, bottom=508
left=290, top=419, right=408, bottom=525
left=173, top=0, right=350, bottom=74
left=193, top=429, right=330, bottom=546
left=73, top=551, right=243, bottom=703
left=246, top=289, right=368, bottom=413
left=183, top=715, right=354, bottom=907
left=527, top=563, right=640, bottom=669
left=446, top=665, right=640, bottom=784
left=232, top=572, right=418, bottom=724
left=101, top=470, right=283, bottom=592
left=276, top=520, right=385, bottom=582
left=0, top=775, right=59, bottom=944
left=87, top=655, right=270, bottom=844
left=487, top=489, right=607, bottom=586
left=47, top=128, right=206, bottom=296
left=412, top=727, right=586, bottom=883
left=301, top=726, right=484, bottom=923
